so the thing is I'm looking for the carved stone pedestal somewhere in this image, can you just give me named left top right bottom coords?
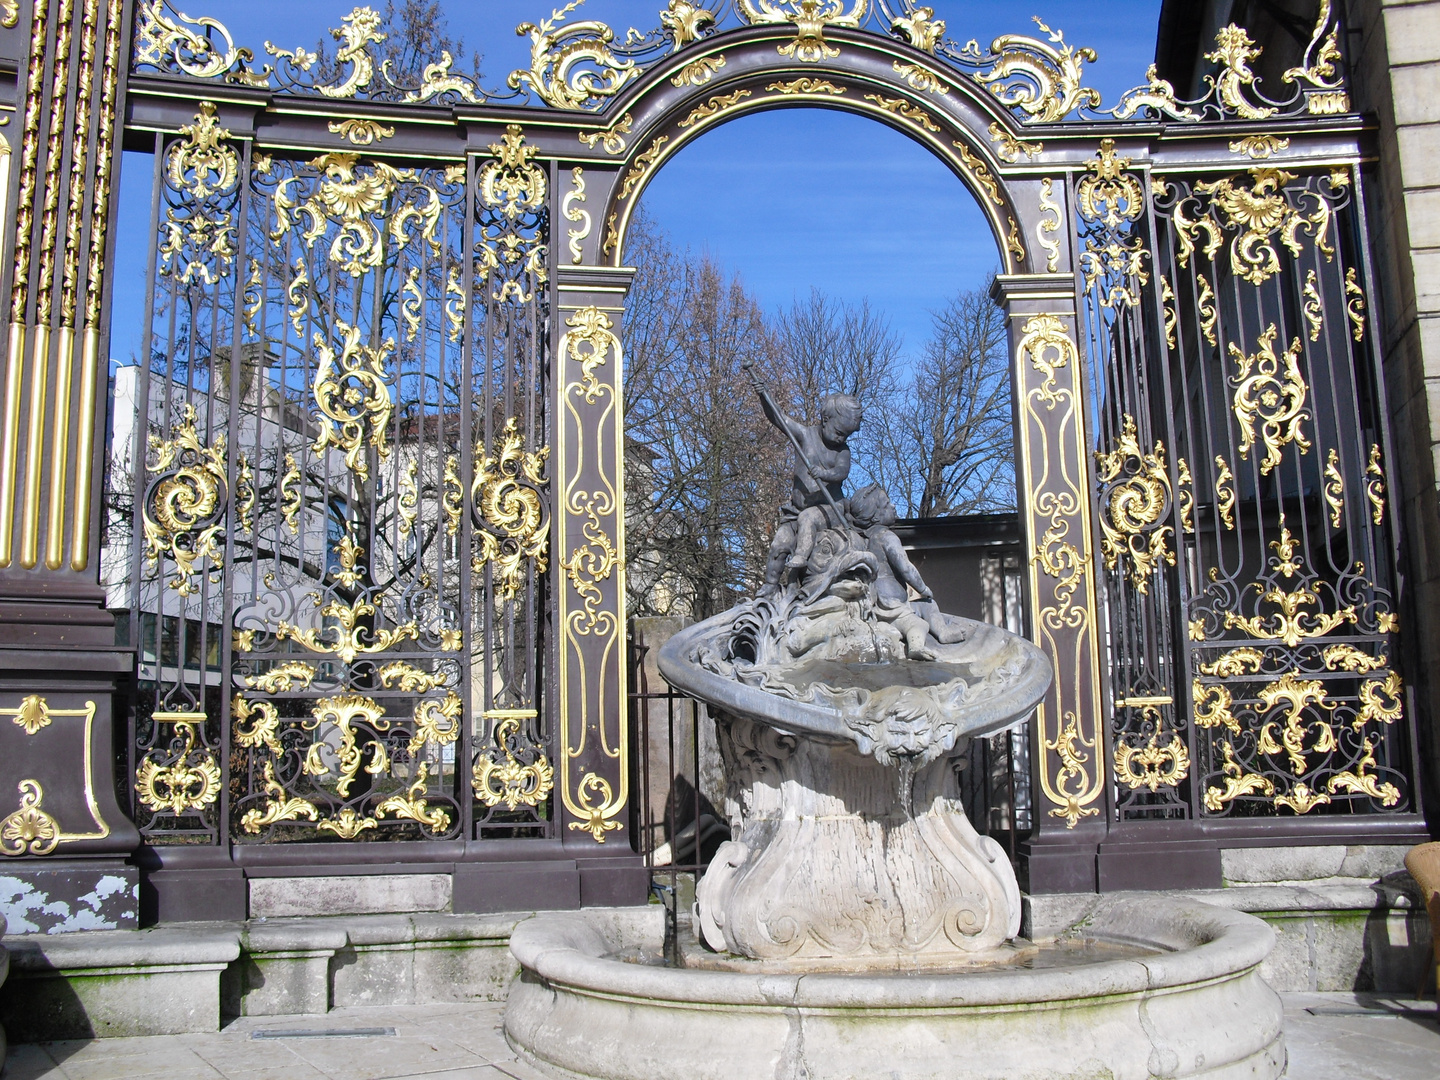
left=695, top=717, right=1020, bottom=961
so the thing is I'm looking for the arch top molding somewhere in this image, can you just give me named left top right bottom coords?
left=567, top=23, right=1041, bottom=274
left=125, top=0, right=1365, bottom=277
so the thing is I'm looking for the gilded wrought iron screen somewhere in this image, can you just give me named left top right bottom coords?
left=1080, top=143, right=1414, bottom=823
left=63, top=0, right=1418, bottom=892
left=110, top=106, right=556, bottom=844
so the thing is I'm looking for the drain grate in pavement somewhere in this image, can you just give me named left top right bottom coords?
left=1304, top=1006, right=1433, bottom=1019
left=252, top=1027, right=397, bottom=1039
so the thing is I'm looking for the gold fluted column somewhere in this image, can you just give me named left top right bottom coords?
left=0, top=0, right=125, bottom=599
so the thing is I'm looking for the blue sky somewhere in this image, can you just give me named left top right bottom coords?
left=111, top=1, right=1163, bottom=365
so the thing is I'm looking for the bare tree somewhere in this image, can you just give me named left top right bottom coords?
left=775, top=289, right=903, bottom=488
left=874, top=282, right=1015, bottom=517
left=312, top=0, right=483, bottom=84
left=623, top=212, right=792, bottom=620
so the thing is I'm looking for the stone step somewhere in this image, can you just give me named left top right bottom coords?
left=0, top=907, right=642, bottom=1042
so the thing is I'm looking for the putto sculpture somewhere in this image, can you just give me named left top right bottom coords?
left=660, top=372, right=1052, bottom=961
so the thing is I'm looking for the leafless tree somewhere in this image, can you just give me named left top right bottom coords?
left=873, top=282, right=1016, bottom=517
left=622, top=212, right=792, bottom=620
left=311, top=0, right=483, bottom=84
left=774, top=288, right=903, bottom=488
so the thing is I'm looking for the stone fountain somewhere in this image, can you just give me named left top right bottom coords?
left=505, top=389, right=1285, bottom=1080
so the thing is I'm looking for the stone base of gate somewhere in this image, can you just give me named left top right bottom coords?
left=0, top=909, right=665, bottom=1041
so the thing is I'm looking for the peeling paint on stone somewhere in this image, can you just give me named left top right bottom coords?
left=0, top=869, right=137, bottom=934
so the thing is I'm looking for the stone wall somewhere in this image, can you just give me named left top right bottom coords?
left=1345, top=0, right=1440, bottom=810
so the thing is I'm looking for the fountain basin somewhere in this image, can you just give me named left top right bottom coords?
left=504, top=894, right=1285, bottom=1080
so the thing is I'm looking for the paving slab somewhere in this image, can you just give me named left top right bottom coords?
left=5, top=993, right=1437, bottom=1079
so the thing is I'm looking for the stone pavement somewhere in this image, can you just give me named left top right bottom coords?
left=2, top=993, right=1436, bottom=1080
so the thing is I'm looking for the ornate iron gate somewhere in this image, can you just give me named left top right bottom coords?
left=0, top=0, right=1420, bottom=916
left=117, top=101, right=556, bottom=844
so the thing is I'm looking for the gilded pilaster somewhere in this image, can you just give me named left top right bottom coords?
left=553, top=266, right=635, bottom=851
left=992, top=274, right=1107, bottom=890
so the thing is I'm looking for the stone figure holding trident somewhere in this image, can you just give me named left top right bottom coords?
left=741, top=361, right=864, bottom=593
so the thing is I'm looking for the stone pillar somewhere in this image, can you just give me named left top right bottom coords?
left=0, top=1, right=141, bottom=927
left=552, top=263, right=647, bottom=905
left=992, top=274, right=1108, bottom=892
left=1344, top=0, right=1440, bottom=816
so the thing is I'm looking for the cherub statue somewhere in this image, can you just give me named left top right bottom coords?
left=847, top=483, right=937, bottom=660
left=752, top=382, right=863, bottom=592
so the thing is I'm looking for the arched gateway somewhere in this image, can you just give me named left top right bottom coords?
left=0, top=0, right=1421, bottom=926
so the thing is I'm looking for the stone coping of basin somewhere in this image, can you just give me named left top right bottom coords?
left=507, top=893, right=1276, bottom=1010
left=657, top=610, right=1053, bottom=748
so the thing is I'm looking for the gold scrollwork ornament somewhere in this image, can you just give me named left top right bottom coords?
left=479, top=125, right=547, bottom=218
left=737, top=0, right=866, bottom=63
left=1095, top=415, right=1174, bottom=594
left=510, top=2, right=640, bottom=109
left=474, top=418, right=551, bottom=602
left=135, top=719, right=222, bottom=816
left=143, top=405, right=228, bottom=597
left=168, top=101, right=239, bottom=198
left=1114, top=734, right=1190, bottom=793
left=1230, top=324, right=1310, bottom=476
left=474, top=716, right=555, bottom=811
left=311, top=321, right=394, bottom=481
left=1204, top=742, right=1274, bottom=812
left=0, top=780, right=60, bottom=856
left=970, top=18, right=1101, bottom=124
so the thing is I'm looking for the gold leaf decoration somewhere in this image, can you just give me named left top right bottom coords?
left=303, top=694, right=390, bottom=799
left=1356, top=672, right=1403, bottom=728
left=479, top=125, right=547, bottom=218
left=1325, top=737, right=1400, bottom=807
left=971, top=17, right=1101, bottom=123
left=9, top=695, right=51, bottom=736
left=1198, top=647, right=1264, bottom=678
left=1230, top=324, right=1310, bottom=476
left=1366, top=444, right=1386, bottom=526
left=311, top=321, right=394, bottom=481
left=578, top=112, right=633, bottom=155
left=0, top=780, right=60, bottom=856
left=864, top=94, right=939, bottom=133
left=679, top=89, right=752, bottom=128
left=1302, top=269, right=1323, bottom=343
left=135, top=718, right=221, bottom=816
left=1204, top=742, right=1274, bottom=811
left=328, top=118, right=394, bottom=146
left=473, top=418, right=550, bottom=602
left=510, top=2, right=639, bottom=109
left=246, top=660, right=318, bottom=694
left=143, top=405, right=227, bottom=597
left=1214, top=454, right=1236, bottom=530
left=1182, top=168, right=1334, bottom=285
left=1095, top=415, right=1174, bottom=594
left=1193, top=681, right=1239, bottom=732
left=671, top=57, right=724, bottom=88
left=409, top=692, right=462, bottom=753
left=766, top=77, right=845, bottom=96
left=1114, top=735, right=1190, bottom=793
left=241, top=766, right=318, bottom=835
left=1345, top=267, right=1366, bottom=342
left=1323, top=448, right=1344, bottom=528
left=896, top=61, right=949, bottom=95
left=375, top=763, right=452, bottom=833
left=475, top=715, right=555, bottom=810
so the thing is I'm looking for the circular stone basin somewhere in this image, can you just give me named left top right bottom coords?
left=504, top=895, right=1285, bottom=1080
